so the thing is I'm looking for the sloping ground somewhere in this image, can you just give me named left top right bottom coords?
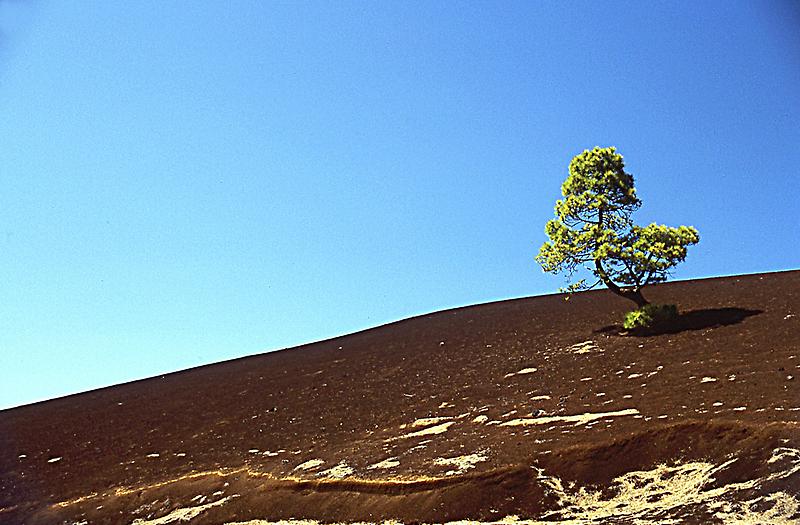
left=1, top=270, right=798, bottom=524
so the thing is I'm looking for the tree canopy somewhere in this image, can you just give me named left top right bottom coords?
left=536, top=146, right=699, bottom=307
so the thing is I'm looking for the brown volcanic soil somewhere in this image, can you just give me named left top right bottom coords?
left=1, top=271, right=799, bottom=524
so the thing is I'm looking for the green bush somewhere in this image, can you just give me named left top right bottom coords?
left=623, top=303, right=678, bottom=330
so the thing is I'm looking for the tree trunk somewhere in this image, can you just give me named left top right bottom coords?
left=618, top=287, right=649, bottom=308
left=594, top=259, right=650, bottom=308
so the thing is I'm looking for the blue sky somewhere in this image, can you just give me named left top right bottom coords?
left=1, top=1, right=798, bottom=409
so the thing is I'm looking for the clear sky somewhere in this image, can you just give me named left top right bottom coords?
left=1, top=1, right=798, bottom=410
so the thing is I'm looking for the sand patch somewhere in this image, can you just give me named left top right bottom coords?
left=569, top=340, right=601, bottom=354
left=504, top=367, right=538, bottom=378
left=131, top=495, right=234, bottom=524
left=500, top=408, right=640, bottom=427
left=367, top=458, right=400, bottom=470
left=538, top=447, right=800, bottom=524
left=394, top=422, right=454, bottom=439
left=294, top=459, right=324, bottom=471
left=404, top=417, right=453, bottom=429
left=433, top=452, right=488, bottom=475
left=319, top=461, right=354, bottom=479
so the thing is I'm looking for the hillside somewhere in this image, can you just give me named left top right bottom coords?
left=1, top=270, right=799, bottom=524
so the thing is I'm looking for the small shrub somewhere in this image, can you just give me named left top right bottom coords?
left=623, top=303, right=678, bottom=331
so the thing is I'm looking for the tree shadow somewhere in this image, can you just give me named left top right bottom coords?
left=595, top=307, right=764, bottom=337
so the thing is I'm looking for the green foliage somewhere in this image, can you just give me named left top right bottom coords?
left=536, top=146, right=699, bottom=305
left=623, top=303, right=678, bottom=330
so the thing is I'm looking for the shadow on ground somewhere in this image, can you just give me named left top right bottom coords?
left=596, top=307, right=764, bottom=337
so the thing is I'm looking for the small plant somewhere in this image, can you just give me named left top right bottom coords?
left=623, top=303, right=678, bottom=331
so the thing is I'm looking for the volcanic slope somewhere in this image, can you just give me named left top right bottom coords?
left=1, top=271, right=799, bottom=524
